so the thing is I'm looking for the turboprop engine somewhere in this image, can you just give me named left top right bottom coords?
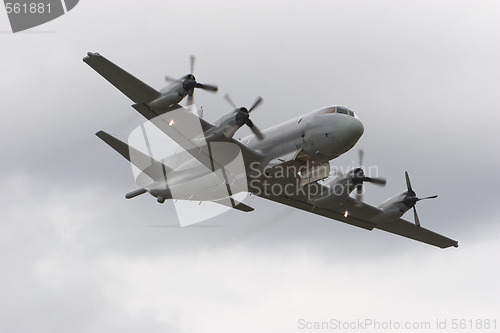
left=370, top=171, right=437, bottom=228
left=309, top=150, right=386, bottom=207
left=207, top=95, right=265, bottom=141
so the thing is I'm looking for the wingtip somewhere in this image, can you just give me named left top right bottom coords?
left=83, top=51, right=101, bottom=62
left=443, top=241, right=459, bottom=249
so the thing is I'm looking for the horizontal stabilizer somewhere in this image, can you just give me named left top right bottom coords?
left=96, top=131, right=172, bottom=181
left=83, top=52, right=160, bottom=104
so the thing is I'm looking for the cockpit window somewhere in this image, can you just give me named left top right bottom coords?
left=322, top=106, right=355, bottom=117
left=322, top=107, right=336, bottom=114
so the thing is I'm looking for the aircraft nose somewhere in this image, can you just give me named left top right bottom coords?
left=336, top=116, right=364, bottom=148
left=350, top=117, right=364, bottom=138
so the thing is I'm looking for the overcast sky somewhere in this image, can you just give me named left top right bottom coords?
left=1, top=1, right=499, bottom=332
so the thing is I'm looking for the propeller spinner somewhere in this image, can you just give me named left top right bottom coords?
left=164, top=55, right=218, bottom=105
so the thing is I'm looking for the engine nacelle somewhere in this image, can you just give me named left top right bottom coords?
left=147, top=87, right=186, bottom=110
left=369, top=172, right=437, bottom=227
left=369, top=192, right=409, bottom=224
left=205, top=109, right=247, bottom=141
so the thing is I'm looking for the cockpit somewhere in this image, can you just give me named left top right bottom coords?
left=322, top=106, right=356, bottom=118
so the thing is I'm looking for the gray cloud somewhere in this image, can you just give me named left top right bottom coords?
left=1, top=0, right=499, bottom=332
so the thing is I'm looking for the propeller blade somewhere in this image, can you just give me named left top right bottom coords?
left=246, top=119, right=264, bottom=140
left=248, top=96, right=263, bottom=113
left=405, top=171, right=413, bottom=192
left=365, top=177, right=387, bottom=185
left=165, top=75, right=181, bottom=83
left=356, top=184, right=363, bottom=201
left=413, top=206, right=421, bottom=228
left=195, top=83, right=218, bottom=92
left=224, top=94, right=238, bottom=109
left=418, top=195, right=438, bottom=201
left=190, top=55, right=195, bottom=74
left=187, top=92, right=194, bottom=106
left=359, top=149, right=364, bottom=168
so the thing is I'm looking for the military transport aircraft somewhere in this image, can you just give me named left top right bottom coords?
left=84, top=52, right=458, bottom=249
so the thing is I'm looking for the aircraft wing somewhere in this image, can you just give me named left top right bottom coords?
left=83, top=52, right=160, bottom=104
left=256, top=184, right=458, bottom=249
left=374, top=216, right=459, bottom=249
left=258, top=190, right=376, bottom=231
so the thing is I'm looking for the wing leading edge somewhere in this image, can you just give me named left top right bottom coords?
left=257, top=191, right=458, bottom=249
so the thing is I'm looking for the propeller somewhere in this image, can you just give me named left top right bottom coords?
left=224, top=94, right=265, bottom=140
left=190, top=54, right=195, bottom=74
left=402, top=171, right=438, bottom=228
left=353, top=149, right=387, bottom=202
left=164, top=55, right=218, bottom=105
